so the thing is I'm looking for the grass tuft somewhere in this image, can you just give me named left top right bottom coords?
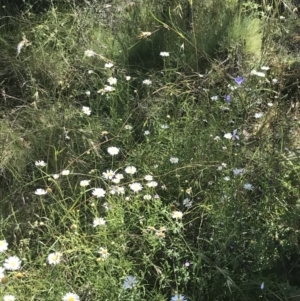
left=0, top=0, right=300, bottom=300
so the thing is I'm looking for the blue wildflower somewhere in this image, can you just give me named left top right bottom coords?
left=232, top=129, right=239, bottom=140
left=261, top=282, right=264, bottom=290
left=183, top=198, right=193, bottom=208
left=234, top=76, right=244, bottom=85
left=243, top=183, right=254, bottom=191
left=232, top=168, right=245, bottom=176
left=225, top=95, right=231, bottom=103
left=123, top=275, right=137, bottom=289
left=171, top=294, right=187, bottom=301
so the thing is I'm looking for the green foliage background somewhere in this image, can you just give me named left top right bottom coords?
left=1, top=0, right=300, bottom=300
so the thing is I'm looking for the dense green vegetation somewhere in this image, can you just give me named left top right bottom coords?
left=0, top=0, right=300, bottom=300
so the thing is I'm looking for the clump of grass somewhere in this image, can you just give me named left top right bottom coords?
left=0, top=1, right=300, bottom=301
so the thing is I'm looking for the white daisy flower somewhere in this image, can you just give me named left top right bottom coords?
left=104, top=85, right=115, bottom=92
left=172, top=211, right=183, bottom=220
left=107, top=77, right=117, bottom=85
left=144, top=130, right=150, bottom=135
left=84, top=50, right=96, bottom=57
left=92, top=188, right=106, bottom=198
left=4, top=295, right=15, bottom=301
left=98, top=247, right=110, bottom=259
left=142, top=79, right=152, bottom=85
left=211, top=95, right=218, bottom=101
left=0, top=240, right=8, bottom=253
left=85, top=90, right=91, bottom=96
left=80, top=180, right=90, bottom=187
left=102, top=170, right=115, bottom=180
left=93, top=217, right=106, bottom=227
left=169, top=157, right=179, bottom=164
left=112, top=173, right=124, bottom=184
left=47, top=252, right=62, bottom=265
left=224, top=133, right=232, bottom=139
left=261, top=66, right=270, bottom=71
left=125, top=76, right=131, bottom=81
left=146, top=181, right=158, bottom=188
left=160, top=51, right=170, bottom=57
left=124, top=125, right=133, bottom=130
left=125, top=166, right=137, bottom=174
left=35, top=160, right=47, bottom=167
left=109, top=186, right=125, bottom=195
left=144, top=175, right=153, bottom=181
left=53, top=174, right=60, bottom=179
left=4, top=256, right=21, bottom=270
left=254, top=112, right=263, bottom=119
left=34, top=188, right=47, bottom=196
left=129, top=182, right=143, bottom=193
left=82, top=106, right=91, bottom=116
left=61, top=170, right=70, bottom=176
left=143, top=194, right=152, bottom=200
left=104, top=62, right=114, bottom=68
left=186, top=187, right=192, bottom=194
left=107, top=147, right=120, bottom=156
left=62, top=292, right=80, bottom=301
